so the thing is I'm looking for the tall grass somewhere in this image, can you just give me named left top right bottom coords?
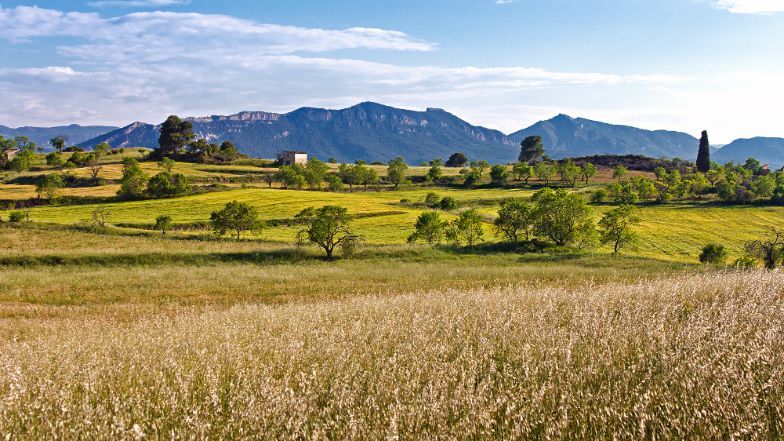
left=2, top=271, right=782, bottom=438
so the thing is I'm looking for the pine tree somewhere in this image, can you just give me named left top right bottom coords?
left=696, top=130, right=711, bottom=173
left=519, top=136, right=545, bottom=163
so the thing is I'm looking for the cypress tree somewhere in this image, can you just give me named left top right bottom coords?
left=696, top=130, right=710, bottom=173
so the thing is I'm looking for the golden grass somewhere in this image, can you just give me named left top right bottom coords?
left=1, top=271, right=781, bottom=438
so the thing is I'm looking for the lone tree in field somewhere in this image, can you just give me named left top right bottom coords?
left=445, top=152, right=468, bottom=168
left=696, top=130, right=711, bottom=173
left=387, top=157, right=409, bottom=189
left=408, top=211, right=448, bottom=245
left=210, top=201, right=263, bottom=240
left=447, top=209, right=485, bottom=247
left=533, top=188, right=596, bottom=247
left=158, top=115, right=195, bottom=158
left=117, top=158, right=149, bottom=200
left=154, top=215, right=173, bottom=236
left=49, top=136, right=66, bottom=153
left=599, top=205, right=640, bottom=254
left=512, top=163, right=534, bottom=184
left=296, top=205, right=360, bottom=259
left=35, top=173, right=64, bottom=200
left=494, top=198, right=536, bottom=242
left=519, top=136, right=545, bottom=163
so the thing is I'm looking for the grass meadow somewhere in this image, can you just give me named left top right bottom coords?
left=3, top=159, right=784, bottom=437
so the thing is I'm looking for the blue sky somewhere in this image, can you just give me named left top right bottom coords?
left=0, top=0, right=782, bottom=142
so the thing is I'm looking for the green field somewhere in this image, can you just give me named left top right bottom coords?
left=6, top=186, right=784, bottom=261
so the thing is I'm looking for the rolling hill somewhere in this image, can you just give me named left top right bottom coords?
left=0, top=124, right=118, bottom=148
left=508, top=114, right=699, bottom=160
left=714, top=137, right=784, bottom=168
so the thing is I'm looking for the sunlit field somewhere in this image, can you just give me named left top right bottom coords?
left=2, top=271, right=782, bottom=438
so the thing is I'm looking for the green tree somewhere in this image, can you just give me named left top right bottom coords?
left=599, top=205, right=640, bottom=254
left=439, top=196, right=458, bottom=211
left=218, top=141, right=240, bottom=162
left=50, top=136, right=66, bottom=153
left=158, top=115, right=194, bottom=157
left=490, top=164, right=508, bottom=187
left=445, top=152, right=468, bottom=168
left=408, top=211, right=448, bottom=245
left=424, top=192, right=441, bottom=208
left=519, top=135, right=545, bottom=163
left=447, top=209, right=485, bottom=247
left=612, top=165, right=628, bottom=181
left=494, top=198, right=536, bottom=242
left=295, top=205, right=359, bottom=259
left=699, top=243, right=727, bottom=265
left=533, top=188, right=596, bottom=247
left=426, top=165, right=443, bottom=183
left=94, top=142, right=111, bottom=158
left=210, top=201, right=263, bottom=240
left=429, top=158, right=444, bottom=167
left=158, top=157, right=176, bottom=173
left=304, top=158, right=330, bottom=189
left=387, top=157, right=409, bottom=189
left=278, top=165, right=306, bottom=189
left=117, top=158, right=149, bottom=199
left=512, top=163, right=534, bottom=184
left=35, top=173, right=65, bottom=200
left=45, top=152, right=63, bottom=168
left=534, top=162, right=554, bottom=185
left=580, top=163, right=598, bottom=184
left=696, top=130, right=711, bottom=173
left=154, top=215, right=173, bottom=236
left=147, top=172, right=191, bottom=197
left=558, top=160, right=580, bottom=187
left=9, top=148, right=35, bottom=174
left=324, top=173, right=344, bottom=191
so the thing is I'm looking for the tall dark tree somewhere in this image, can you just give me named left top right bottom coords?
left=519, top=136, right=545, bottom=163
left=696, top=130, right=711, bottom=173
left=49, top=136, right=67, bottom=153
left=158, top=115, right=194, bottom=158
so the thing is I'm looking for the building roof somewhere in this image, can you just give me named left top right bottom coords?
left=283, top=150, right=308, bottom=155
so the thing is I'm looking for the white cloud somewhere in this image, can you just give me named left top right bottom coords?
left=0, top=4, right=778, bottom=143
left=88, top=0, right=190, bottom=8
left=711, top=0, right=784, bottom=14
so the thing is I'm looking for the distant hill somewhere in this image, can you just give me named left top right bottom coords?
left=714, top=137, right=784, bottom=168
left=0, top=124, right=118, bottom=148
left=508, top=114, right=699, bottom=160
left=80, top=103, right=517, bottom=164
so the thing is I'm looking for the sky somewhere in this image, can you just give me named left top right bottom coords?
left=0, top=0, right=783, bottom=142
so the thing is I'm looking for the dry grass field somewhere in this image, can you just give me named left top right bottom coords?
left=2, top=271, right=782, bottom=438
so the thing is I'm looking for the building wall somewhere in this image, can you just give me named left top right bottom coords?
left=281, top=152, right=308, bottom=166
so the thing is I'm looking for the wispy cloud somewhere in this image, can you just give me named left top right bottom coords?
left=0, top=4, right=724, bottom=138
left=711, top=0, right=784, bottom=14
left=88, top=0, right=191, bottom=8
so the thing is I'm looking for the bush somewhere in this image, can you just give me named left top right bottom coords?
left=591, top=188, right=608, bottom=204
left=8, top=211, right=24, bottom=223
left=424, top=192, right=441, bottom=208
left=733, top=256, right=757, bottom=270
left=439, top=196, right=458, bottom=211
left=699, top=243, right=728, bottom=265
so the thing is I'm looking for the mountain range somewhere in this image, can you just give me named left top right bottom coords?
left=0, top=124, right=119, bottom=148
left=3, top=102, right=782, bottom=165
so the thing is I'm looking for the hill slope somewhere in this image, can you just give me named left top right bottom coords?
left=714, top=137, right=784, bottom=167
left=0, top=124, right=118, bottom=148
left=508, top=114, right=699, bottom=160
left=81, top=103, right=517, bottom=163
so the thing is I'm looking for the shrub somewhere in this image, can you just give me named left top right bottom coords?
left=439, top=197, right=458, bottom=211
left=8, top=211, right=24, bottom=223
left=424, top=192, right=441, bottom=209
left=591, top=188, right=608, bottom=204
left=699, top=243, right=728, bottom=265
left=408, top=212, right=448, bottom=245
left=733, top=256, right=757, bottom=270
